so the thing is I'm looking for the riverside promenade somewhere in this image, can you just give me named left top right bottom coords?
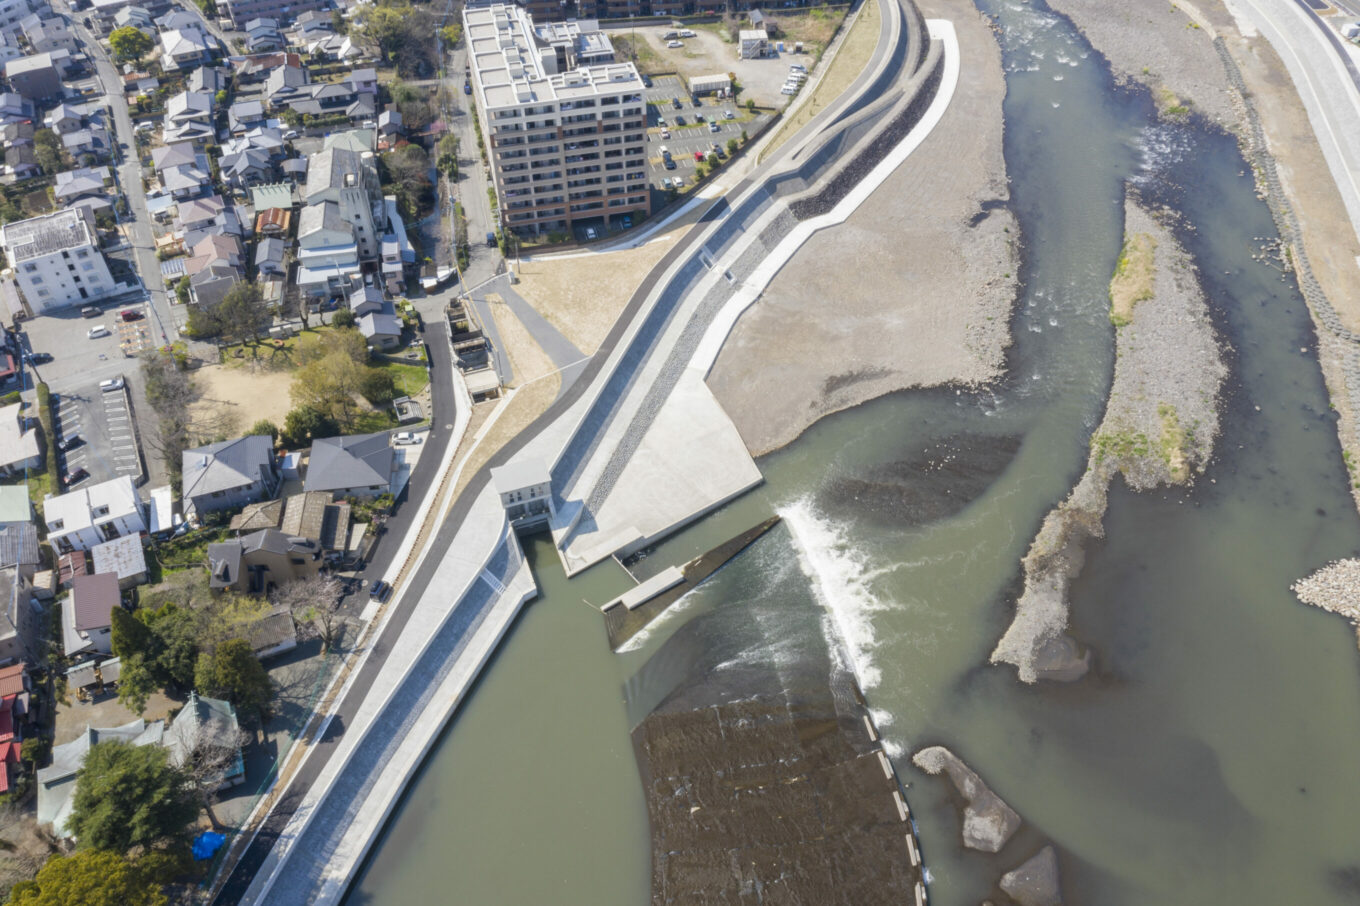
left=222, top=2, right=957, bottom=901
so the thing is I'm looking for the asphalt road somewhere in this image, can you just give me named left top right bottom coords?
left=63, top=0, right=183, bottom=344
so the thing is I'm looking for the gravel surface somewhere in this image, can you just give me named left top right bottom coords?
left=992, top=197, right=1227, bottom=683
left=1293, top=559, right=1360, bottom=646
left=708, top=0, right=1016, bottom=456
left=1044, top=0, right=1237, bottom=126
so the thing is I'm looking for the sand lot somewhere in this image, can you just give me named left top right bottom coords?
left=190, top=363, right=294, bottom=435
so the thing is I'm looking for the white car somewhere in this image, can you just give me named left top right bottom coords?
left=781, top=85, right=798, bottom=95
left=666, top=39, right=683, bottom=48
left=660, top=128, right=671, bottom=139
left=725, top=109, right=736, bottom=119
left=283, top=129, right=299, bottom=140
left=87, top=325, right=109, bottom=339
left=708, top=121, right=720, bottom=133
left=678, top=29, right=696, bottom=37
left=585, top=226, right=598, bottom=240
left=790, top=63, right=807, bottom=72
left=99, top=377, right=124, bottom=392
left=393, top=431, right=422, bottom=445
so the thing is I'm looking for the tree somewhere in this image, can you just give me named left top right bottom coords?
left=194, top=639, right=273, bottom=722
left=112, top=603, right=205, bottom=712
left=381, top=144, right=433, bottom=223
left=68, top=742, right=198, bottom=853
left=174, top=275, right=191, bottom=306
left=282, top=405, right=340, bottom=446
left=8, top=850, right=168, bottom=906
left=330, top=307, right=355, bottom=328
left=249, top=419, right=279, bottom=441
left=438, top=23, right=461, bottom=47
left=727, top=137, right=739, bottom=156
left=178, top=716, right=251, bottom=829
left=108, top=26, right=154, bottom=62
left=436, top=133, right=458, bottom=178
left=330, top=8, right=347, bottom=34
left=32, top=130, right=62, bottom=176
left=215, top=282, right=271, bottom=346
left=140, top=348, right=197, bottom=491
left=273, top=576, right=346, bottom=654
left=214, top=89, right=228, bottom=107
left=355, top=4, right=438, bottom=76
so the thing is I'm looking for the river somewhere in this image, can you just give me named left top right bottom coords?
left=345, top=1, right=1360, bottom=903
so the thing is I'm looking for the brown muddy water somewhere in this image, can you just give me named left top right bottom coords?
left=346, top=1, right=1360, bottom=903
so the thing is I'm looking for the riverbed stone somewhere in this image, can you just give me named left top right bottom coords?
left=999, top=845, right=1062, bottom=906
left=912, top=745, right=1021, bottom=852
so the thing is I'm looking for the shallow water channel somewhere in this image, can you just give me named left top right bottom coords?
left=347, top=2, right=1360, bottom=903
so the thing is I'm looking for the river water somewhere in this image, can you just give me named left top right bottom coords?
left=346, top=1, right=1360, bottom=903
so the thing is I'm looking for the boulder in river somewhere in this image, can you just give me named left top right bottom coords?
left=999, top=844, right=1062, bottom=906
left=911, top=745, right=1021, bottom=852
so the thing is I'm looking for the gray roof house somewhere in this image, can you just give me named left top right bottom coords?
left=162, top=692, right=245, bottom=789
left=358, top=310, right=403, bottom=351
left=38, top=718, right=166, bottom=837
left=304, top=433, right=396, bottom=499
left=182, top=435, right=280, bottom=519
left=254, top=236, right=285, bottom=276
left=53, top=166, right=110, bottom=203
left=228, top=98, right=265, bottom=134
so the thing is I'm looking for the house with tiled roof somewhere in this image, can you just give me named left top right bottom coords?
left=304, top=433, right=397, bottom=499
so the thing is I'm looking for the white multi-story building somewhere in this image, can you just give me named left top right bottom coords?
left=0, top=209, right=116, bottom=313
left=44, top=476, right=149, bottom=553
left=0, top=0, right=39, bottom=35
left=464, top=3, right=650, bottom=236
left=296, top=132, right=392, bottom=298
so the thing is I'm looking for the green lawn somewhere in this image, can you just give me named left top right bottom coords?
left=380, top=361, right=430, bottom=398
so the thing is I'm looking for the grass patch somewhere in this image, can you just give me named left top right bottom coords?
left=153, top=525, right=233, bottom=570
left=1157, top=403, right=1189, bottom=481
left=1092, top=429, right=1151, bottom=463
left=354, top=410, right=399, bottom=433
left=379, top=361, right=430, bottom=397
left=1108, top=232, right=1156, bottom=327
left=612, top=35, right=665, bottom=75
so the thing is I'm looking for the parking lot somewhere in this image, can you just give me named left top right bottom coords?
left=52, top=379, right=144, bottom=492
left=643, top=75, right=770, bottom=192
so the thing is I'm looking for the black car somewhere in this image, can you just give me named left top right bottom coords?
left=57, top=435, right=82, bottom=452
left=64, top=467, right=89, bottom=487
left=24, top=352, right=51, bottom=365
left=369, top=579, right=391, bottom=602
left=671, top=97, right=682, bottom=109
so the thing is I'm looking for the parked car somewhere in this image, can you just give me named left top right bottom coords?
left=675, top=115, right=685, bottom=126
left=782, top=85, right=798, bottom=95
left=666, top=39, right=683, bottom=48
left=660, top=128, right=671, bottom=139
left=486, top=231, right=497, bottom=247
left=694, top=151, right=704, bottom=162
left=671, top=97, right=682, bottom=109
left=100, top=377, right=124, bottom=392
left=679, top=29, right=696, bottom=38
left=283, top=129, right=299, bottom=140
left=709, top=121, right=720, bottom=133
left=57, top=434, right=82, bottom=452
left=725, top=109, right=736, bottom=119
left=87, top=325, right=109, bottom=339
left=695, top=113, right=705, bottom=123
left=63, top=467, right=88, bottom=487
left=621, top=214, right=633, bottom=229
left=711, top=141, right=724, bottom=156
left=119, top=308, right=142, bottom=321
left=80, top=305, right=99, bottom=318
left=24, top=352, right=51, bottom=365
left=664, top=157, right=676, bottom=170
left=369, top=579, right=391, bottom=602
left=393, top=432, right=422, bottom=445
left=585, top=226, right=598, bottom=240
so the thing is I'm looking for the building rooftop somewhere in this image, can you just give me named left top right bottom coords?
left=91, top=534, right=147, bottom=582
left=0, top=485, right=27, bottom=525
left=0, top=209, right=96, bottom=263
left=491, top=458, right=551, bottom=495
left=182, top=435, right=275, bottom=501
left=69, top=572, right=120, bottom=632
left=305, top=433, right=394, bottom=494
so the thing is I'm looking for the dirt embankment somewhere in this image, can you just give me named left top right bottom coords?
left=991, top=198, right=1226, bottom=683
left=707, top=0, right=1017, bottom=456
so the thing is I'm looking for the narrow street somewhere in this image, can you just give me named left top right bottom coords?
left=64, top=0, right=185, bottom=344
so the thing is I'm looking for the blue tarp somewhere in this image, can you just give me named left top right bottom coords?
left=192, top=831, right=226, bottom=861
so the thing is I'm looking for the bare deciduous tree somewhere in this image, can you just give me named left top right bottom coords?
left=273, top=576, right=347, bottom=654
left=177, top=716, right=252, bottom=830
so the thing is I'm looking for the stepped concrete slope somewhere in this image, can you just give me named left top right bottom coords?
left=223, top=3, right=958, bottom=903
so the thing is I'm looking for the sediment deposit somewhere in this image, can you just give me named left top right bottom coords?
left=911, top=745, right=1020, bottom=853
left=991, top=198, right=1226, bottom=683
left=708, top=0, right=1016, bottom=456
left=1293, top=560, right=1360, bottom=646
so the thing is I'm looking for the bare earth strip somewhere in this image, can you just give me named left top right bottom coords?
left=761, top=0, right=882, bottom=160
left=189, top=363, right=294, bottom=435
left=485, top=292, right=557, bottom=387
left=708, top=0, right=1017, bottom=456
left=452, top=377, right=561, bottom=500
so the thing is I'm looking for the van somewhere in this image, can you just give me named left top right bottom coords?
left=662, top=30, right=679, bottom=40
left=80, top=305, right=99, bottom=318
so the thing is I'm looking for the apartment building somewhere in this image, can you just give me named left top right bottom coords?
left=0, top=0, right=40, bottom=35
left=0, top=209, right=116, bottom=313
left=296, top=132, right=389, bottom=298
left=465, top=3, right=649, bottom=235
